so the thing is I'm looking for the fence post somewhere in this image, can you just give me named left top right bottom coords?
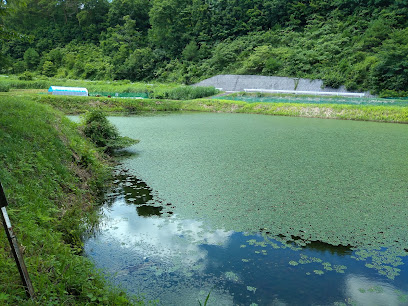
left=0, top=183, right=34, bottom=299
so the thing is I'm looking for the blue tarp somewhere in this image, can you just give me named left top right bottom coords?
left=48, top=86, right=88, bottom=96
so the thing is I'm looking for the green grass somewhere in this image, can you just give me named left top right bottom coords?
left=0, top=96, right=140, bottom=305
left=31, top=95, right=184, bottom=114
left=0, top=75, right=218, bottom=100
left=181, top=99, right=408, bottom=123
left=24, top=94, right=408, bottom=124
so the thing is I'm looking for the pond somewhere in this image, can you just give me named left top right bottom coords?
left=84, top=113, right=408, bottom=305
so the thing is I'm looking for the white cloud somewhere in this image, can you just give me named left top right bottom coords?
left=98, top=198, right=233, bottom=270
left=345, top=274, right=405, bottom=306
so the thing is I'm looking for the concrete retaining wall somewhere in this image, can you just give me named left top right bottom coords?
left=193, top=74, right=350, bottom=93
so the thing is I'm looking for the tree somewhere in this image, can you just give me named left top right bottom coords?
left=76, top=0, right=110, bottom=42
left=107, top=0, right=151, bottom=34
left=182, top=41, right=199, bottom=61
left=42, top=60, right=56, bottom=76
left=23, top=47, right=40, bottom=70
left=0, top=0, right=28, bottom=68
left=371, top=28, right=408, bottom=92
left=116, top=47, right=158, bottom=81
left=0, top=0, right=27, bottom=39
left=148, top=0, right=191, bottom=57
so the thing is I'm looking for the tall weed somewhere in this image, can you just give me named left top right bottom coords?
left=153, top=86, right=218, bottom=100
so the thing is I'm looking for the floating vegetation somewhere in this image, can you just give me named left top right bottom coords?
left=322, top=262, right=333, bottom=271
left=247, top=286, right=257, bottom=293
left=396, top=290, right=408, bottom=303
left=224, top=271, right=240, bottom=283
left=112, top=113, right=408, bottom=280
left=85, top=113, right=408, bottom=305
left=298, top=254, right=322, bottom=265
left=353, top=247, right=405, bottom=279
left=333, top=265, right=347, bottom=274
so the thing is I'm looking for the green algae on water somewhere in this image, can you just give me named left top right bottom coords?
left=110, top=113, right=408, bottom=278
left=225, top=271, right=240, bottom=283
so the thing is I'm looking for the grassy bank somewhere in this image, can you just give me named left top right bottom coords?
left=187, top=99, right=408, bottom=123
left=28, top=94, right=408, bottom=124
left=0, top=96, right=138, bottom=305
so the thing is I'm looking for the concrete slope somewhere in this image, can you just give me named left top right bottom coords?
left=193, top=74, right=349, bottom=93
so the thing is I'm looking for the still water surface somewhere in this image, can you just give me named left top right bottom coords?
left=84, top=113, right=408, bottom=305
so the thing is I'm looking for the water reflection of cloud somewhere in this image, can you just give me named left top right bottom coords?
left=345, top=275, right=406, bottom=306
left=158, top=285, right=234, bottom=306
left=99, top=198, right=233, bottom=270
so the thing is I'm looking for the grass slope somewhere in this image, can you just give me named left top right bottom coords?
left=31, top=95, right=408, bottom=124
left=0, top=96, right=138, bottom=305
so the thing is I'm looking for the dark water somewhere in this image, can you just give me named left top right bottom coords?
left=83, top=113, right=408, bottom=305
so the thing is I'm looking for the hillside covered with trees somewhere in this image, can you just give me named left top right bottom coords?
left=1, top=0, right=408, bottom=95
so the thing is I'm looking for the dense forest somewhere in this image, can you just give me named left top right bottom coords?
left=1, top=0, right=408, bottom=95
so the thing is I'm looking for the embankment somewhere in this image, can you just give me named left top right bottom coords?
left=0, top=96, right=137, bottom=305
left=33, top=95, right=408, bottom=124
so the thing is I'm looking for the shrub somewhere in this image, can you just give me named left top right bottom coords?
left=344, top=80, right=358, bottom=91
left=370, top=28, right=408, bottom=93
left=18, top=71, right=34, bottom=81
left=322, top=75, right=343, bottom=89
left=264, top=57, right=283, bottom=74
left=81, top=110, right=138, bottom=154
left=6, top=80, right=51, bottom=89
left=238, top=45, right=274, bottom=74
left=12, top=61, right=26, bottom=74
left=379, top=90, right=408, bottom=98
left=0, top=83, right=10, bottom=92
left=153, top=86, right=219, bottom=100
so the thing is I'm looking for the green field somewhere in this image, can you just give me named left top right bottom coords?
left=0, top=75, right=219, bottom=100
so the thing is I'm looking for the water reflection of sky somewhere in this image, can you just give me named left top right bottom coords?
left=85, top=173, right=408, bottom=305
left=97, top=198, right=233, bottom=271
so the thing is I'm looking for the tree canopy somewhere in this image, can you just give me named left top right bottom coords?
left=1, top=0, right=408, bottom=95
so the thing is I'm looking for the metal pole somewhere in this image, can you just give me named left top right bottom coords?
left=0, top=183, right=34, bottom=299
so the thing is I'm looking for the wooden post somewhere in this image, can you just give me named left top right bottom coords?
left=0, top=183, right=34, bottom=299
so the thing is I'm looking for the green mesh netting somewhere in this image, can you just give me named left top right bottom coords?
left=213, top=95, right=408, bottom=106
left=89, top=92, right=149, bottom=99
